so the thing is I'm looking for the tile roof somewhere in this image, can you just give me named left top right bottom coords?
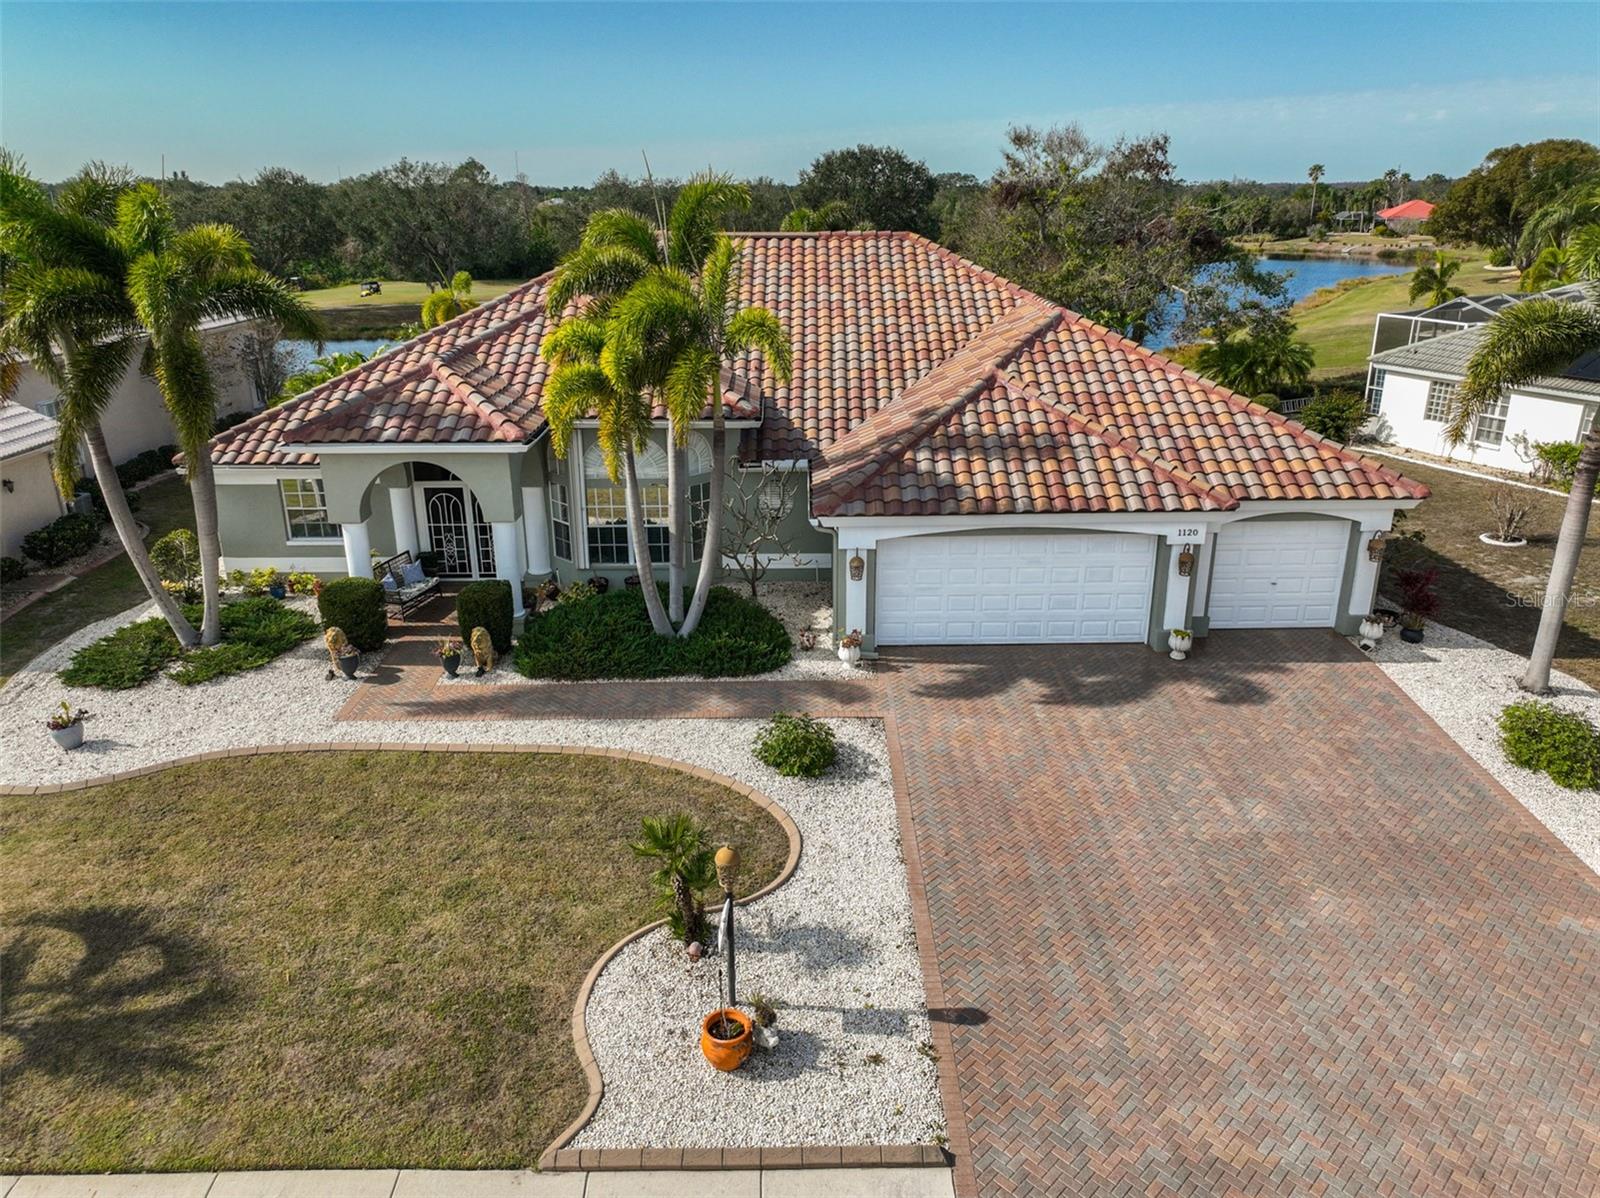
left=211, top=230, right=1428, bottom=514
left=0, top=402, right=60, bottom=462
left=1371, top=322, right=1600, bottom=399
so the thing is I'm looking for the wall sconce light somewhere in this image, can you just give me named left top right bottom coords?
left=1176, top=545, right=1195, bottom=577
left=1, top=478, right=12, bottom=493
left=1367, top=531, right=1388, bottom=562
left=848, top=553, right=865, bottom=581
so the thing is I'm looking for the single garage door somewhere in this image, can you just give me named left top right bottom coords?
left=1207, top=520, right=1349, bottom=629
left=875, top=533, right=1155, bottom=645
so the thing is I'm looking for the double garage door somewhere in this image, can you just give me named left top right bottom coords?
left=876, top=533, right=1155, bottom=645
left=874, top=521, right=1350, bottom=646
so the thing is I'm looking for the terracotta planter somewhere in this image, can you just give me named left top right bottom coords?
left=700, top=1008, right=754, bottom=1072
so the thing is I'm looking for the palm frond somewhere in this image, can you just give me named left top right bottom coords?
left=114, top=183, right=174, bottom=257
left=545, top=242, right=653, bottom=315
left=668, top=173, right=750, bottom=268
left=543, top=361, right=614, bottom=462
left=580, top=208, right=662, bottom=263
left=56, top=161, right=133, bottom=225
left=725, top=306, right=794, bottom=384
left=1454, top=300, right=1600, bottom=445
left=699, top=236, right=739, bottom=329
left=662, top=343, right=721, bottom=434
left=149, top=332, right=220, bottom=454
left=196, top=271, right=324, bottom=345
left=539, top=314, right=608, bottom=368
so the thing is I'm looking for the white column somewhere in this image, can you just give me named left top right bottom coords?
left=521, top=485, right=551, bottom=574
left=389, top=484, right=420, bottom=556
left=1161, top=538, right=1194, bottom=636
left=1348, top=517, right=1393, bottom=617
left=492, top=521, right=525, bottom=617
left=341, top=519, right=372, bottom=578
left=842, top=546, right=868, bottom=641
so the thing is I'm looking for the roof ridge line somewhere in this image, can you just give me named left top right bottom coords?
left=995, top=371, right=1235, bottom=511
left=428, top=352, right=529, bottom=440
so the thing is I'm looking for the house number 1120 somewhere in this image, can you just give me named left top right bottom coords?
left=1175, top=527, right=1201, bottom=539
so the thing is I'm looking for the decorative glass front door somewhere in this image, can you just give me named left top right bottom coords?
left=425, top=486, right=473, bottom=577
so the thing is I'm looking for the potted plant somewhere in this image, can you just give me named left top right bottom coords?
left=1167, top=628, right=1193, bottom=661
left=1394, top=566, right=1441, bottom=644
left=700, top=1007, right=754, bottom=1071
left=1358, top=614, right=1386, bottom=652
left=335, top=644, right=360, bottom=679
left=266, top=571, right=288, bottom=600
left=46, top=701, right=88, bottom=751
left=587, top=574, right=610, bottom=594
left=837, top=628, right=864, bottom=666
left=436, top=637, right=464, bottom=678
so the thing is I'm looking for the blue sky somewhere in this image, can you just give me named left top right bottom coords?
left=4, top=1, right=1597, bottom=184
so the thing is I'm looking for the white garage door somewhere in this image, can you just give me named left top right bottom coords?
left=1207, top=520, right=1349, bottom=629
left=875, top=533, right=1155, bottom=645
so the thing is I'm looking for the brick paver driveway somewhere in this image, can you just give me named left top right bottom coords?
left=881, top=631, right=1599, bottom=1197
left=344, top=610, right=1597, bottom=1195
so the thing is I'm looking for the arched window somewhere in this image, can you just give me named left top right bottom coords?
left=581, top=433, right=713, bottom=478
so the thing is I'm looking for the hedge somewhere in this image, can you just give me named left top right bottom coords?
left=316, top=577, right=388, bottom=651
left=457, top=579, right=515, bottom=653
left=515, top=585, right=791, bottom=680
left=21, top=512, right=101, bottom=567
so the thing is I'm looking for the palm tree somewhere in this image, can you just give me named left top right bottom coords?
left=605, top=236, right=793, bottom=636
left=1516, top=176, right=1600, bottom=268
left=1409, top=252, right=1466, bottom=307
left=1307, top=164, right=1325, bottom=224
left=420, top=270, right=475, bottom=328
left=631, top=813, right=716, bottom=943
left=0, top=159, right=199, bottom=646
left=779, top=200, right=853, bottom=232
left=543, top=174, right=753, bottom=627
left=272, top=346, right=379, bottom=406
left=1454, top=297, right=1600, bottom=692
left=1195, top=327, right=1314, bottom=396
left=118, top=184, right=323, bottom=644
left=1520, top=229, right=1600, bottom=291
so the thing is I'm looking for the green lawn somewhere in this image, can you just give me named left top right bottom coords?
left=2, top=751, right=787, bottom=1173
left=1382, top=460, right=1600, bottom=689
left=297, top=279, right=523, bottom=311
left=0, top=476, right=195, bottom=684
left=1295, top=259, right=1509, bottom=378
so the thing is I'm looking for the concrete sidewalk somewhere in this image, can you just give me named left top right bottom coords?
left=2, top=1168, right=955, bottom=1198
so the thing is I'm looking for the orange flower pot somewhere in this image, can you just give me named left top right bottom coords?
left=700, top=1008, right=754, bottom=1071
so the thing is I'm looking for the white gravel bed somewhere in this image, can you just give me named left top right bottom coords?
left=573, top=718, right=943, bottom=1149
left=439, top=579, right=850, bottom=686
left=1, top=601, right=944, bottom=1148
left=1360, top=618, right=1600, bottom=875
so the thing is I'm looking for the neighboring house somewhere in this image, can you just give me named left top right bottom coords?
left=208, top=231, right=1428, bottom=652
left=1365, top=285, right=1598, bottom=472
left=0, top=403, right=67, bottom=559
left=1375, top=199, right=1434, bottom=232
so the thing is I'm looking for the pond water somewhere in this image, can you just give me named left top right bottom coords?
left=282, top=337, right=392, bottom=373
left=1148, top=254, right=1414, bottom=347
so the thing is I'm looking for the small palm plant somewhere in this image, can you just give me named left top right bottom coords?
left=1409, top=252, right=1465, bottom=308
left=632, top=813, right=717, bottom=944
left=421, top=271, right=475, bottom=328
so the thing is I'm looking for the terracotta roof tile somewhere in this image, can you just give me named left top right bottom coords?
left=210, top=231, right=1428, bottom=514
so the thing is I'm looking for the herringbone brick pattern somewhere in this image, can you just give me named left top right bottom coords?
left=337, top=615, right=1598, bottom=1197
left=883, top=632, right=1600, bottom=1197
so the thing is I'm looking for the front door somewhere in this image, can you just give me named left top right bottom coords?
left=422, top=485, right=495, bottom=578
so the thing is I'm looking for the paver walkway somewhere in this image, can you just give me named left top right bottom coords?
left=340, top=611, right=1600, bottom=1197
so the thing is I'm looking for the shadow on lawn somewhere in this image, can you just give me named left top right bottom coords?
left=1, top=906, right=230, bottom=1086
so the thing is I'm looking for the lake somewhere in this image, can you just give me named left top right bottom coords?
left=1149, top=254, right=1413, bottom=347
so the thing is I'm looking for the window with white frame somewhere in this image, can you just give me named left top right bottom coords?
left=1472, top=393, right=1510, bottom=447
left=690, top=482, right=712, bottom=558
left=586, top=484, right=669, bottom=564
left=550, top=483, right=572, bottom=560
left=1423, top=379, right=1458, bottom=422
left=1364, top=369, right=1387, bottom=414
left=279, top=478, right=339, bottom=540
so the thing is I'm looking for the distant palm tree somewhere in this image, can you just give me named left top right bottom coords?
left=1409, top=252, right=1466, bottom=307
left=1195, top=328, right=1314, bottom=396
left=1307, top=164, right=1325, bottom=223
left=780, top=200, right=853, bottom=232
left=119, top=184, right=323, bottom=644
left=0, top=158, right=198, bottom=646
left=1454, top=297, right=1600, bottom=692
left=272, top=347, right=379, bottom=407
left=420, top=270, right=474, bottom=328
left=1521, top=228, right=1600, bottom=291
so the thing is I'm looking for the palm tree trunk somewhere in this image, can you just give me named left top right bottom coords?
left=85, top=425, right=199, bottom=648
left=187, top=452, right=225, bottom=646
left=680, top=414, right=726, bottom=638
left=666, top=423, right=686, bottom=625
left=623, top=446, right=673, bottom=636
left=1520, top=434, right=1600, bottom=692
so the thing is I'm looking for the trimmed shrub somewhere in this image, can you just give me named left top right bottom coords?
left=1532, top=440, right=1581, bottom=490
left=150, top=529, right=201, bottom=600
left=21, top=512, right=101, bottom=567
left=1, top=556, right=27, bottom=584
left=753, top=713, right=837, bottom=777
left=515, top=585, right=791, bottom=680
left=457, top=579, right=514, bottom=653
left=114, top=445, right=178, bottom=489
left=1297, top=391, right=1370, bottom=442
left=1500, top=700, right=1600, bottom=790
left=317, top=577, right=388, bottom=651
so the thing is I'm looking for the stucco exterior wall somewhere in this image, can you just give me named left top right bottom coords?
left=215, top=472, right=390, bottom=574
left=1373, top=370, right=1590, bottom=473
left=0, top=449, right=68, bottom=558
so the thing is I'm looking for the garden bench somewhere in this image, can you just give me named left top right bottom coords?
left=374, top=550, right=439, bottom=618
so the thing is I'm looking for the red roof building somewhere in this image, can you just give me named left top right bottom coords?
left=1376, top=199, right=1435, bottom=223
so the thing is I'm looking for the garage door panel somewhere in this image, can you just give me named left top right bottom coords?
left=876, top=533, right=1155, bottom=645
left=1208, top=521, right=1348, bottom=629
